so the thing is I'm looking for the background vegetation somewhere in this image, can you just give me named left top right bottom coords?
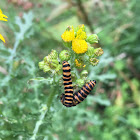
left=0, top=0, right=140, bottom=140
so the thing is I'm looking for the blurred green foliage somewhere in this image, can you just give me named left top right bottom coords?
left=0, top=0, right=140, bottom=140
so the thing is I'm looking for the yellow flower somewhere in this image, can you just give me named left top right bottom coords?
left=61, top=26, right=75, bottom=42
left=0, top=9, right=8, bottom=43
left=78, top=24, right=85, bottom=31
left=0, top=9, right=8, bottom=21
left=76, top=29, right=87, bottom=40
left=72, top=39, right=88, bottom=54
left=75, top=59, right=82, bottom=67
left=75, top=24, right=86, bottom=39
left=75, top=59, right=86, bottom=68
left=0, top=34, right=5, bottom=43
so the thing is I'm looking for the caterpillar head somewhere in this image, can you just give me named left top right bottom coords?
left=62, top=61, right=67, bottom=64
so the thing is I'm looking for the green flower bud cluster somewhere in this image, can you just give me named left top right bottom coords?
left=86, top=46, right=102, bottom=66
left=85, top=34, right=103, bottom=66
left=38, top=50, right=62, bottom=74
left=85, top=35, right=103, bottom=64
left=86, top=34, right=98, bottom=44
left=59, top=50, right=70, bottom=61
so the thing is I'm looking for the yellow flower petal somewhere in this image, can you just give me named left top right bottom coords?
left=75, top=59, right=85, bottom=68
left=0, top=9, right=8, bottom=21
left=0, top=17, right=8, bottom=21
left=0, top=34, right=5, bottom=43
left=83, top=65, right=86, bottom=68
left=76, top=29, right=87, bottom=40
left=72, top=39, right=88, bottom=54
left=0, top=13, right=8, bottom=18
left=75, top=59, right=82, bottom=67
left=61, top=26, right=75, bottom=42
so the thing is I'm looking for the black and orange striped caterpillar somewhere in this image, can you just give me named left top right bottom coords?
left=60, top=61, right=96, bottom=107
left=60, top=61, right=74, bottom=107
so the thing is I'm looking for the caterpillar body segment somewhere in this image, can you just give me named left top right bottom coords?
left=73, top=80, right=96, bottom=105
left=60, top=93, right=76, bottom=107
left=61, top=61, right=74, bottom=107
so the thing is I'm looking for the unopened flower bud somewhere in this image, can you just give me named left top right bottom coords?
left=51, top=59, right=59, bottom=65
left=38, top=61, right=45, bottom=70
left=50, top=50, right=58, bottom=59
left=59, top=50, right=70, bottom=61
left=86, top=46, right=94, bottom=56
left=76, top=79, right=85, bottom=88
left=80, top=70, right=88, bottom=77
left=43, top=65, right=51, bottom=72
left=56, top=64, right=62, bottom=75
left=50, top=60, right=59, bottom=68
left=44, top=50, right=58, bottom=63
left=90, top=58, right=99, bottom=66
left=86, top=34, right=98, bottom=44
left=44, top=56, right=51, bottom=63
left=94, top=47, right=104, bottom=57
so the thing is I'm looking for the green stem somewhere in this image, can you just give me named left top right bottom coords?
left=46, top=74, right=57, bottom=109
left=70, top=48, right=75, bottom=68
left=47, top=86, right=57, bottom=109
left=7, top=39, right=20, bottom=75
left=30, top=104, right=48, bottom=140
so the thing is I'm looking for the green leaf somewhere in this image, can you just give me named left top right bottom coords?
left=15, top=11, right=34, bottom=41
left=28, top=77, right=53, bottom=85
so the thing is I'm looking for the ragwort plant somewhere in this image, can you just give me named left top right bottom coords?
left=38, top=24, right=103, bottom=110
left=31, top=24, right=103, bottom=139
